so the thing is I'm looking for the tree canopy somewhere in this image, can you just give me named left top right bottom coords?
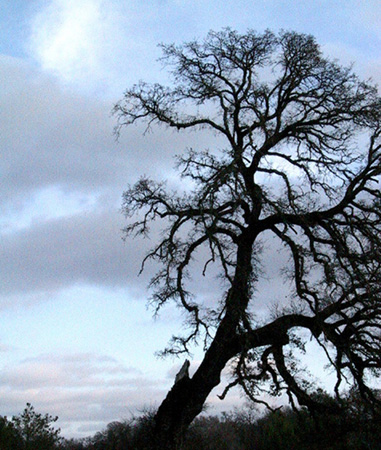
left=114, top=29, right=381, bottom=448
left=0, top=403, right=61, bottom=450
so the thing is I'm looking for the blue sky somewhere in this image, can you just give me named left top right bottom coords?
left=1, top=0, right=380, bottom=438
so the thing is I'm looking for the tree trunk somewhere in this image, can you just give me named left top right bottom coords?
left=152, top=301, right=248, bottom=448
left=152, top=236, right=255, bottom=449
left=152, top=342, right=233, bottom=447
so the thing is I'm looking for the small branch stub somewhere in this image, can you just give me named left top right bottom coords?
left=175, top=359, right=190, bottom=384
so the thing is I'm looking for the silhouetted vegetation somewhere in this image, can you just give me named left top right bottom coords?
left=3, top=392, right=379, bottom=449
left=114, top=27, right=381, bottom=447
left=66, top=393, right=381, bottom=450
left=0, top=403, right=62, bottom=450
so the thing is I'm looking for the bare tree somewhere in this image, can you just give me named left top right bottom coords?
left=114, top=29, right=381, bottom=448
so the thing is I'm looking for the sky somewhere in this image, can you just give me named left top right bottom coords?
left=1, top=0, right=380, bottom=439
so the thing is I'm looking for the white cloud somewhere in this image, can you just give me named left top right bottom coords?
left=28, top=0, right=163, bottom=94
left=27, top=0, right=381, bottom=96
left=30, top=0, right=108, bottom=83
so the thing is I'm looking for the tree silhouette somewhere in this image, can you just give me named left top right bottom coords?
left=10, top=403, right=61, bottom=450
left=114, top=29, right=381, bottom=448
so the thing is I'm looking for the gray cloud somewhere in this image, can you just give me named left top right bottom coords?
left=0, top=54, right=221, bottom=211
left=0, top=207, right=148, bottom=297
left=1, top=55, right=129, bottom=198
left=0, top=198, right=291, bottom=317
left=0, top=54, right=231, bottom=306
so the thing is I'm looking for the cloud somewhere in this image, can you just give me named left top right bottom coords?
left=0, top=353, right=138, bottom=389
left=0, top=207, right=149, bottom=297
left=0, top=343, right=14, bottom=353
left=0, top=54, right=233, bottom=305
left=0, top=55, right=127, bottom=199
left=0, top=54, right=217, bottom=211
left=0, top=178, right=290, bottom=321
left=27, top=0, right=168, bottom=93
left=29, top=0, right=121, bottom=90
left=26, top=0, right=381, bottom=97
left=30, top=0, right=104, bottom=78
left=0, top=352, right=169, bottom=437
left=0, top=351, right=248, bottom=438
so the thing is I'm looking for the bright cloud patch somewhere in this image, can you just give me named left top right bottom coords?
left=31, top=0, right=103, bottom=79
left=28, top=0, right=162, bottom=93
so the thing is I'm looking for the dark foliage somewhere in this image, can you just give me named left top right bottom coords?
left=2, top=394, right=379, bottom=450
left=0, top=416, right=20, bottom=450
left=0, top=403, right=61, bottom=450
left=58, top=390, right=380, bottom=450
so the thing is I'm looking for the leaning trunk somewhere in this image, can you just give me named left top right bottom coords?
left=152, top=319, right=240, bottom=449
left=152, top=237, right=254, bottom=449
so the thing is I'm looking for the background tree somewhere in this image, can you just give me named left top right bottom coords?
left=11, top=403, right=62, bottom=450
left=114, top=29, right=381, bottom=448
left=0, top=415, right=21, bottom=450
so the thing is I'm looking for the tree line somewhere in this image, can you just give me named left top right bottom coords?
left=1, top=389, right=380, bottom=449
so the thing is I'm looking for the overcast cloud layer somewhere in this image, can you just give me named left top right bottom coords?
left=1, top=0, right=380, bottom=438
